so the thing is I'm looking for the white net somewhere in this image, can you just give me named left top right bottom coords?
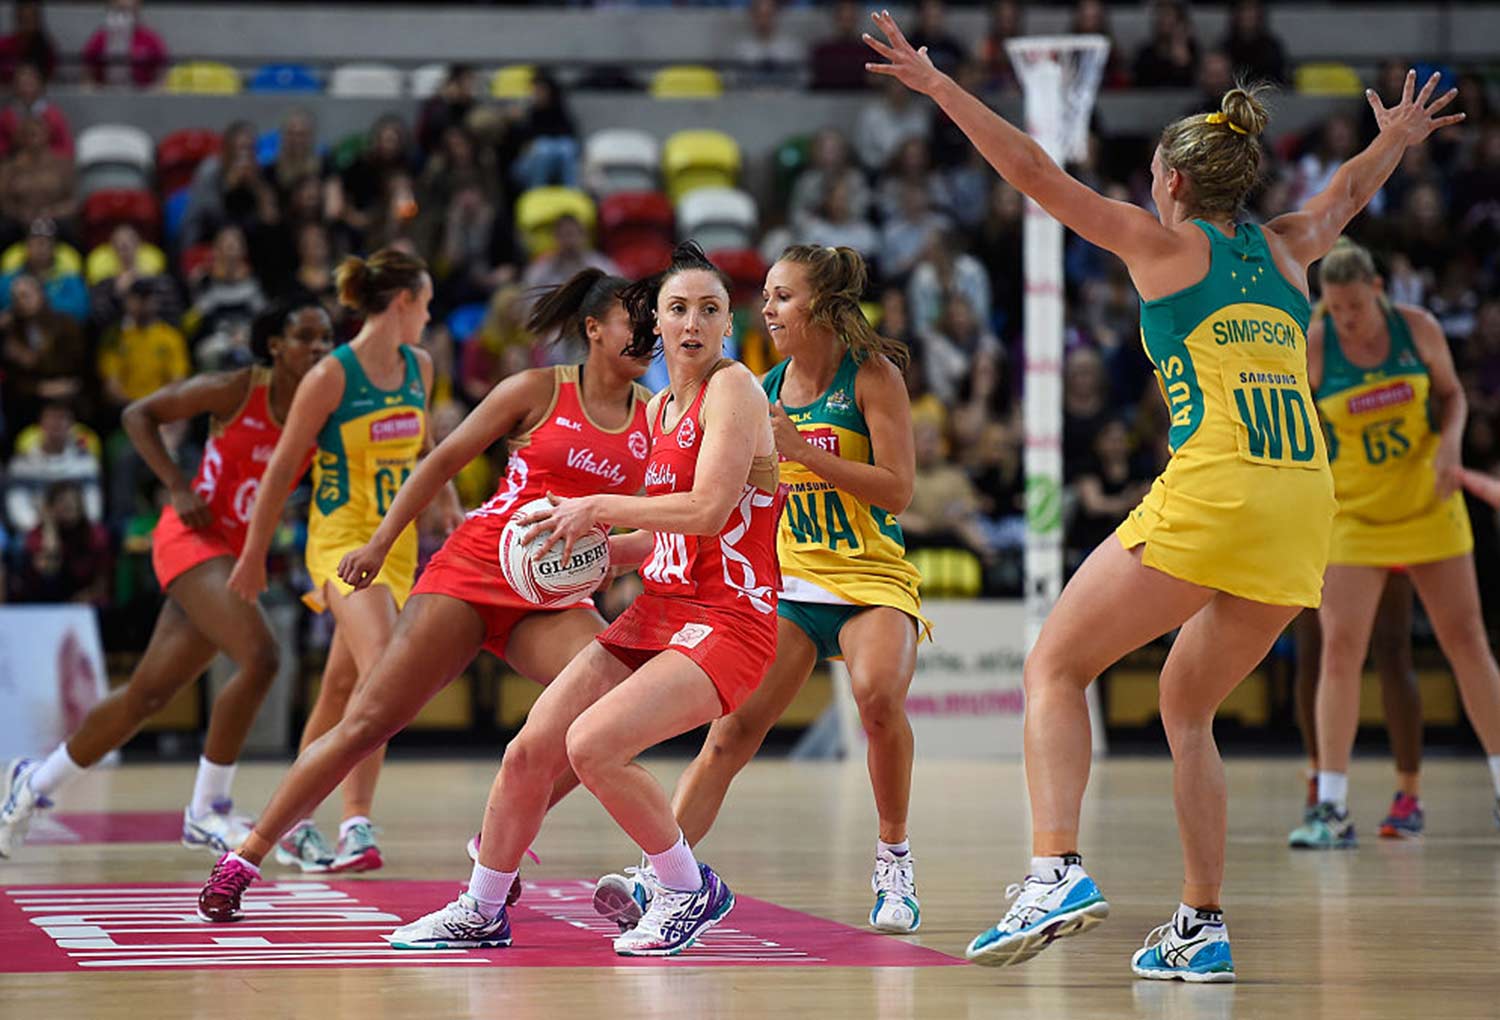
left=1005, top=35, right=1111, bottom=164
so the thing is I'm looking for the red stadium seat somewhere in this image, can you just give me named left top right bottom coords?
left=156, top=129, right=221, bottom=194
left=83, top=189, right=161, bottom=248
left=709, top=247, right=767, bottom=306
left=599, top=191, right=674, bottom=258
left=610, top=236, right=674, bottom=280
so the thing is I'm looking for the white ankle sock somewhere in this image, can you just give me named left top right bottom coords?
left=339, top=816, right=371, bottom=840
left=1316, top=771, right=1348, bottom=811
left=229, top=852, right=261, bottom=876
left=29, top=743, right=84, bottom=798
left=647, top=834, right=702, bottom=892
left=1176, top=901, right=1223, bottom=934
left=467, top=861, right=516, bottom=919
left=190, top=757, right=236, bottom=817
left=1488, top=756, right=1500, bottom=798
left=877, top=839, right=909, bottom=858
left=1029, top=855, right=1073, bottom=882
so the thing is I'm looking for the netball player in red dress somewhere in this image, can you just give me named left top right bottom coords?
left=0, top=298, right=333, bottom=859
left=384, top=242, right=779, bottom=956
left=196, top=269, right=654, bottom=920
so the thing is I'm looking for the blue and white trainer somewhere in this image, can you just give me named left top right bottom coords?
left=1288, top=801, right=1357, bottom=849
left=593, top=862, right=657, bottom=932
left=613, top=863, right=733, bottom=956
left=965, top=855, right=1110, bottom=967
left=0, top=758, right=51, bottom=859
left=387, top=893, right=511, bottom=950
left=1131, top=907, right=1236, bottom=983
left=181, top=798, right=254, bottom=853
left=274, top=821, right=336, bottom=872
left=870, top=849, right=921, bottom=933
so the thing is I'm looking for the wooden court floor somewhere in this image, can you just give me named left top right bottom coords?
left=2, top=756, right=1498, bottom=1019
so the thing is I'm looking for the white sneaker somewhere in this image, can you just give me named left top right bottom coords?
left=965, top=856, right=1110, bottom=967
left=593, top=862, right=657, bottom=932
left=870, top=849, right=921, bottom=932
left=181, top=799, right=254, bottom=853
left=1132, top=908, right=1236, bottom=983
left=386, top=893, right=511, bottom=950
left=0, top=758, right=50, bottom=859
left=612, top=863, right=734, bottom=957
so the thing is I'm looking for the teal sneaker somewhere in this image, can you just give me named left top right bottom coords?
left=274, top=820, right=335, bottom=873
left=332, top=821, right=382, bottom=872
left=965, top=855, right=1110, bottom=967
left=1132, top=907, right=1236, bottom=983
left=1289, top=801, right=1357, bottom=849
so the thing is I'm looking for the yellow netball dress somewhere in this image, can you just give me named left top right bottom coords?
left=1116, top=220, right=1337, bottom=607
left=1315, top=304, right=1471, bottom=566
left=303, top=342, right=426, bottom=610
left=763, top=351, right=930, bottom=659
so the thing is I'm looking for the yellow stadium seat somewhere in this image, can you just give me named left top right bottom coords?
left=1293, top=62, right=1365, bottom=97
left=491, top=64, right=535, bottom=100
left=662, top=129, right=741, bottom=202
left=85, top=242, right=167, bottom=285
left=2, top=240, right=82, bottom=275
left=164, top=61, right=242, bottom=95
left=515, top=186, right=597, bottom=257
left=650, top=65, right=723, bottom=100
left=906, top=548, right=983, bottom=599
left=860, top=301, right=882, bottom=328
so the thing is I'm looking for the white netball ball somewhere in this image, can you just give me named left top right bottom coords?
left=499, top=497, right=610, bottom=608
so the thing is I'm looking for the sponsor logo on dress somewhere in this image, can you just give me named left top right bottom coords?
left=1347, top=381, right=1414, bottom=416
left=644, top=462, right=678, bottom=490
left=370, top=412, right=422, bottom=442
left=669, top=622, right=713, bottom=649
left=628, top=430, right=649, bottom=460
left=566, top=447, right=628, bottom=487
left=676, top=416, right=697, bottom=448
left=240, top=416, right=265, bottom=430
left=232, top=478, right=259, bottom=523
left=554, top=416, right=583, bottom=432
left=801, top=426, right=841, bottom=457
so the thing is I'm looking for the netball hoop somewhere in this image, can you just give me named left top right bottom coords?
left=1006, top=34, right=1109, bottom=751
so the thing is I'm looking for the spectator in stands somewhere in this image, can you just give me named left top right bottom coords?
left=460, top=283, right=533, bottom=404
left=876, top=137, right=954, bottom=224
left=0, top=62, right=70, bottom=158
left=88, top=223, right=174, bottom=327
left=1294, top=114, right=1381, bottom=215
left=808, top=0, right=871, bottom=92
left=1395, top=181, right=1458, bottom=282
left=521, top=214, right=617, bottom=304
left=96, top=278, right=189, bottom=415
left=855, top=75, right=931, bottom=174
left=921, top=292, right=1002, bottom=405
left=81, top=0, right=167, bottom=89
left=1062, top=346, right=1111, bottom=479
left=1428, top=255, right=1481, bottom=342
left=1220, top=0, right=1287, bottom=85
left=506, top=69, right=580, bottom=191
left=900, top=416, right=995, bottom=566
left=1131, top=0, right=1199, bottom=89
left=185, top=225, right=265, bottom=370
left=182, top=121, right=276, bottom=249
left=6, top=402, right=102, bottom=531
left=248, top=174, right=335, bottom=297
left=969, top=418, right=1025, bottom=585
left=268, top=108, right=325, bottom=201
left=335, top=114, right=416, bottom=235
left=0, top=272, right=86, bottom=430
left=907, top=224, right=990, bottom=334
left=1461, top=299, right=1500, bottom=421
left=795, top=176, right=878, bottom=262
left=417, top=64, right=478, bottom=156
left=0, top=117, right=74, bottom=241
left=1066, top=417, right=1151, bottom=570
left=0, top=1, right=57, bottom=84
left=734, top=0, right=803, bottom=89
left=950, top=343, right=1013, bottom=452
left=290, top=222, right=337, bottom=308
left=0, top=220, right=87, bottom=322
left=974, top=0, right=1024, bottom=94
left=973, top=179, right=1023, bottom=336
left=1453, top=121, right=1500, bottom=251
left=435, top=184, right=518, bottom=311
left=15, top=480, right=109, bottom=604
left=906, top=0, right=966, bottom=78
left=880, top=181, right=948, bottom=283
left=787, top=127, right=870, bottom=228
left=1070, top=0, right=1129, bottom=90
left=1185, top=50, right=1235, bottom=118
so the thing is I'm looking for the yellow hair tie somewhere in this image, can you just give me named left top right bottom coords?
left=1206, top=112, right=1249, bottom=135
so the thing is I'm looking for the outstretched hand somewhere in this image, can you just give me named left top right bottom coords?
left=1369, top=69, right=1464, bottom=147
left=863, top=9, right=946, bottom=97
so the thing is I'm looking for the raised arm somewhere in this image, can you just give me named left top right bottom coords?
left=226, top=357, right=343, bottom=601
left=774, top=354, right=915, bottom=513
left=121, top=369, right=251, bottom=531
left=1268, top=70, right=1462, bottom=268
left=862, top=11, right=1173, bottom=264
left=338, top=368, right=555, bottom=589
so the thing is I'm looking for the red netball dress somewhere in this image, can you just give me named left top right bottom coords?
left=412, top=365, right=653, bottom=656
left=596, top=364, right=782, bottom=713
left=152, top=366, right=311, bottom=589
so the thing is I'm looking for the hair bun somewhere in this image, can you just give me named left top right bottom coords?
left=1219, top=85, right=1269, bottom=138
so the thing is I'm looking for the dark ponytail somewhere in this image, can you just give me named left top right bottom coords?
left=777, top=244, right=908, bottom=367
left=618, top=240, right=732, bottom=359
left=525, top=268, right=630, bottom=348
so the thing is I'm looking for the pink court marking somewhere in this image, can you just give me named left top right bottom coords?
left=26, top=812, right=183, bottom=846
left=0, top=879, right=964, bottom=972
